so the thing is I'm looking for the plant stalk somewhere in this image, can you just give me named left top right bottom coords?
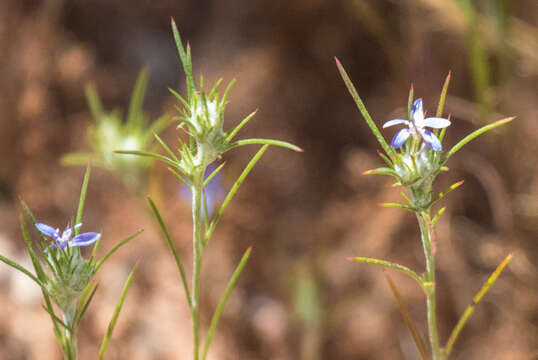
left=62, top=307, right=78, bottom=360
left=191, top=172, right=204, bottom=360
left=417, top=212, right=442, bottom=360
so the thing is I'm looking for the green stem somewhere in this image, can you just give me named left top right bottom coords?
left=62, top=307, right=78, bottom=360
left=417, top=212, right=442, bottom=360
left=191, top=172, right=204, bottom=360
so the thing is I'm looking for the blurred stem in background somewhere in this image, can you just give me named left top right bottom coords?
left=293, top=261, right=323, bottom=360
left=454, top=0, right=493, bottom=122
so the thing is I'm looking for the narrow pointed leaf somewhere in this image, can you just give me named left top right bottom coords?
left=362, top=167, right=397, bottom=177
left=209, top=78, right=223, bottom=98
left=147, top=197, right=192, bottom=309
left=41, top=305, right=71, bottom=331
left=168, top=167, right=192, bottom=190
left=408, top=84, right=414, bottom=120
left=436, top=72, right=451, bottom=117
left=0, top=253, right=41, bottom=285
left=115, top=150, right=178, bottom=168
left=220, top=79, right=236, bottom=108
left=225, top=110, right=257, bottom=143
left=171, top=18, right=195, bottom=98
left=378, top=151, right=393, bottom=167
left=154, top=133, right=179, bottom=162
left=18, top=211, right=47, bottom=281
left=90, top=236, right=102, bottom=263
left=348, top=256, right=426, bottom=293
left=431, top=207, right=446, bottom=226
left=385, top=274, right=429, bottom=360
left=19, top=213, right=60, bottom=336
left=444, top=117, right=514, bottom=162
left=400, top=192, right=413, bottom=207
left=381, top=202, right=417, bottom=212
left=439, top=114, right=451, bottom=142
left=95, top=230, right=143, bottom=272
left=444, top=253, right=513, bottom=357
left=75, top=164, right=91, bottom=235
left=429, top=180, right=464, bottom=207
left=335, top=57, right=394, bottom=158
left=169, top=87, right=190, bottom=109
left=98, top=262, right=139, bottom=360
left=229, top=138, right=302, bottom=152
left=204, top=162, right=225, bottom=187
left=201, top=247, right=251, bottom=360
left=206, top=145, right=268, bottom=240
left=76, top=282, right=99, bottom=326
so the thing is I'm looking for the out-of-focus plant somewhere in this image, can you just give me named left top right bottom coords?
left=117, top=19, right=302, bottom=360
left=0, top=166, right=141, bottom=360
left=62, top=69, right=170, bottom=193
left=336, top=58, right=513, bottom=360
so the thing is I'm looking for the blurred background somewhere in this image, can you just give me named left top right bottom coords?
left=0, top=0, right=536, bottom=359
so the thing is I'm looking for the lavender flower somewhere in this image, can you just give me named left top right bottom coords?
left=35, top=222, right=100, bottom=251
left=383, top=98, right=451, bottom=151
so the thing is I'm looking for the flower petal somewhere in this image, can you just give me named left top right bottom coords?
left=35, top=223, right=60, bottom=239
left=383, top=119, right=408, bottom=128
left=422, top=129, right=442, bottom=151
left=411, top=98, right=424, bottom=125
left=391, top=128, right=411, bottom=148
left=70, top=232, right=100, bottom=247
left=420, top=117, right=451, bottom=129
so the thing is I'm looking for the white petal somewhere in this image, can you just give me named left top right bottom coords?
left=420, top=117, right=451, bottom=129
left=383, top=119, right=408, bottom=128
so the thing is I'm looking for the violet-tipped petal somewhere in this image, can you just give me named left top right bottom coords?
left=36, top=223, right=60, bottom=239
left=70, top=232, right=101, bottom=247
left=391, top=128, right=411, bottom=148
left=422, top=130, right=442, bottom=151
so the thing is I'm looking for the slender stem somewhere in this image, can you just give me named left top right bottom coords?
left=62, top=307, right=78, bottom=360
left=191, top=172, right=204, bottom=360
left=417, top=212, right=442, bottom=360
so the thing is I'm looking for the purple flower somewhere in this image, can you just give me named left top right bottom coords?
left=35, top=222, right=100, bottom=251
left=383, top=98, right=451, bottom=151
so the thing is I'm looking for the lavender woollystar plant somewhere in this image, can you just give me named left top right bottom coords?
left=36, top=222, right=100, bottom=251
left=383, top=98, right=451, bottom=151
left=0, top=166, right=142, bottom=360
left=337, top=58, right=514, bottom=360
